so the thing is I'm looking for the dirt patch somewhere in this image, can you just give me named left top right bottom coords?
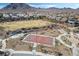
left=6, top=38, right=33, bottom=51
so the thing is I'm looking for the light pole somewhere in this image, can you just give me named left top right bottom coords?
left=32, top=43, right=37, bottom=56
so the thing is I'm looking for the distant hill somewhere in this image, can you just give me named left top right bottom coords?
left=48, top=7, right=59, bottom=9
left=2, top=3, right=35, bottom=10
left=48, top=7, right=74, bottom=10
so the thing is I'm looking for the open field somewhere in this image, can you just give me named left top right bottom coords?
left=0, top=20, right=52, bottom=31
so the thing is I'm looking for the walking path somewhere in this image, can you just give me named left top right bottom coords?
left=0, top=33, right=54, bottom=56
left=0, top=29, right=79, bottom=56
left=56, top=29, right=79, bottom=56
left=56, top=33, right=73, bottom=48
left=32, top=43, right=37, bottom=56
left=2, top=40, right=6, bottom=50
left=12, top=51, right=54, bottom=56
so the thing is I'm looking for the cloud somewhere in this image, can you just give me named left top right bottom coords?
left=29, top=3, right=79, bottom=9
left=44, top=5, right=56, bottom=8
left=29, top=4, right=56, bottom=8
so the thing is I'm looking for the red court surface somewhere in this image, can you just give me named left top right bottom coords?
left=23, top=34, right=54, bottom=46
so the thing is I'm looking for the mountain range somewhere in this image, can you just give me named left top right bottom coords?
left=2, top=3, right=35, bottom=10
left=2, top=3, right=78, bottom=10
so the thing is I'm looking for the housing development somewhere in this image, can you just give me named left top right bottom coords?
left=0, top=3, right=79, bottom=56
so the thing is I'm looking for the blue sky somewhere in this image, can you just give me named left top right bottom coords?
left=0, top=3, right=8, bottom=9
left=0, top=3, right=79, bottom=9
left=29, top=3, right=79, bottom=9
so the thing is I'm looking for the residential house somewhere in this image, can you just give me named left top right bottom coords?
left=3, top=13, right=10, bottom=18
left=66, top=18, right=79, bottom=27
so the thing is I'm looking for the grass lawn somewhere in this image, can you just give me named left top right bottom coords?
left=0, top=20, right=52, bottom=31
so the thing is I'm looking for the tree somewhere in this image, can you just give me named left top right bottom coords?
left=0, top=14, right=3, bottom=18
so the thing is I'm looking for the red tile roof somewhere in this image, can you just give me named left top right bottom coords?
left=23, top=34, right=54, bottom=46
